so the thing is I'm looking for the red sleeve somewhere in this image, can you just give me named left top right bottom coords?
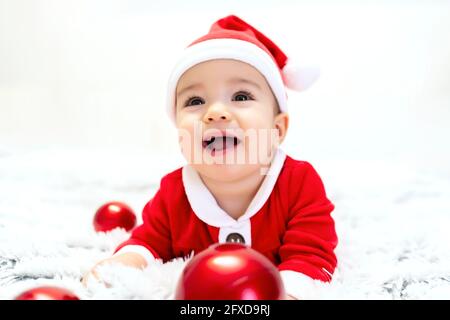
left=114, top=186, right=174, bottom=262
left=278, top=162, right=338, bottom=282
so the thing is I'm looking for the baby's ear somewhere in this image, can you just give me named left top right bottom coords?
left=274, top=112, right=289, bottom=144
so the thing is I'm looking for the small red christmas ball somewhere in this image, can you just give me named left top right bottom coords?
left=175, top=243, right=285, bottom=300
left=15, top=286, right=79, bottom=300
left=93, top=201, right=136, bottom=232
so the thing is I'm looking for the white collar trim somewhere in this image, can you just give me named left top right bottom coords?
left=182, top=148, right=287, bottom=228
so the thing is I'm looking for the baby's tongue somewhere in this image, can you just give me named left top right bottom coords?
left=209, top=137, right=235, bottom=151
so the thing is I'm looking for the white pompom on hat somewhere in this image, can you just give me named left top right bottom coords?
left=166, top=15, right=320, bottom=123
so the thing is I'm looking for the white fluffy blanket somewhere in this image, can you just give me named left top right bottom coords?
left=1, top=147, right=449, bottom=299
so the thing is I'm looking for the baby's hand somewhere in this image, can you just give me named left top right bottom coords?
left=81, top=252, right=147, bottom=287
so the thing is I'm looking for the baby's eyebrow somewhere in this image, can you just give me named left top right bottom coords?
left=177, top=83, right=204, bottom=97
left=227, top=77, right=262, bottom=90
left=176, top=78, right=261, bottom=97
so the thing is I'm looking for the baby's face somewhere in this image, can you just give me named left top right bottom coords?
left=175, top=59, right=288, bottom=182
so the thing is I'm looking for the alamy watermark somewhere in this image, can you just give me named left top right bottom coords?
left=178, top=120, right=280, bottom=175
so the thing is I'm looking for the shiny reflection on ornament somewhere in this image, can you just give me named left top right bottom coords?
left=108, top=204, right=121, bottom=213
left=15, top=286, right=80, bottom=300
left=208, top=255, right=244, bottom=272
left=240, top=288, right=259, bottom=300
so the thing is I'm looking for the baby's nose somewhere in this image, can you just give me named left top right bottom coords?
left=203, top=105, right=232, bottom=123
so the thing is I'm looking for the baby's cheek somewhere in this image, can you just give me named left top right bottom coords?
left=177, top=126, right=192, bottom=157
left=243, top=124, right=278, bottom=165
left=178, top=127, right=203, bottom=164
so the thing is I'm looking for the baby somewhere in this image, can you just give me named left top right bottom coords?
left=83, top=15, right=338, bottom=300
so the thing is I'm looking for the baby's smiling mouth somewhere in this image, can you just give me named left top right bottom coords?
left=202, top=132, right=242, bottom=155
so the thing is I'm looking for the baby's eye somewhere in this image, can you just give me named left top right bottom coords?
left=233, top=91, right=254, bottom=102
left=185, top=96, right=204, bottom=107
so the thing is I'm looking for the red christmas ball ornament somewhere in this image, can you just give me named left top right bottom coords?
left=93, top=201, right=136, bottom=232
left=175, top=243, right=285, bottom=300
left=15, top=286, right=79, bottom=300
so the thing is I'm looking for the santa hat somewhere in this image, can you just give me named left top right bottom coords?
left=166, top=15, right=319, bottom=122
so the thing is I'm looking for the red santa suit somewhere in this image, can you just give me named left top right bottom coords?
left=115, top=149, right=338, bottom=299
